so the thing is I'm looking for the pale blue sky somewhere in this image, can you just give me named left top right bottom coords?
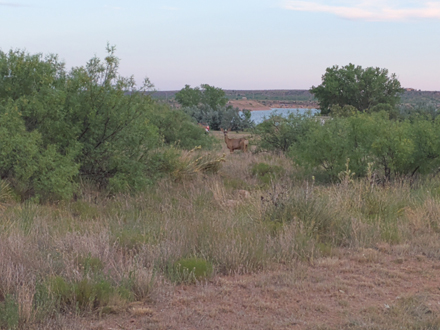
left=1, top=0, right=439, bottom=90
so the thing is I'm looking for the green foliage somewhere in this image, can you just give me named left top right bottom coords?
left=263, top=187, right=350, bottom=246
left=310, top=63, right=404, bottom=115
left=254, top=112, right=313, bottom=152
left=69, top=200, right=100, bottom=220
left=200, top=84, right=228, bottom=109
left=170, top=258, right=213, bottom=284
left=113, top=229, right=147, bottom=250
left=0, top=105, right=78, bottom=201
left=251, top=162, right=285, bottom=184
left=18, top=201, right=37, bottom=234
left=330, top=104, right=358, bottom=118
left=289, top=112, right=440, bottom=181
left=0, top=180, right=12, bottom=209
left=47, top=275, right=130, bottom=312
left=0, top=295, right=19, bottom=330
left=175, top=84, right=227, bottom=109
left=0, top=46, right=215, bottom=200
left=147, top=104, right=217, bottom=150
left=75, top=254, right=104, bottom=274
left=177, top=84, right=253, bottom=131
left=183, top=104, right=253, bottom=131
left=174, top=84, right=202, bottom=108
left=170, top=148, right=226, bottom=181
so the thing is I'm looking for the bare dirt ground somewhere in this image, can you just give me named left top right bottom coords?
left=227, top=100, right=271, bottom=111
left=71, top=248, right=440, bottom=330
left=227, top=100, right=319, bottom=111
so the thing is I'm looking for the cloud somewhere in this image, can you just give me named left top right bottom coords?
left=283, top=1, right=440, bottom=21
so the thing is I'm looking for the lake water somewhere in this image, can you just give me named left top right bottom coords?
left=247, top=108, right=320, bottom=125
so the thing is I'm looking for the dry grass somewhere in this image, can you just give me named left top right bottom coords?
left=1, top=139, right=440, bottom=328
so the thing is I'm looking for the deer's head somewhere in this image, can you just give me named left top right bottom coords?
left=220, top=128, right=231, bottom=137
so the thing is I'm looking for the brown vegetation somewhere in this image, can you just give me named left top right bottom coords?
left=1, top=132, right=440, bottom=329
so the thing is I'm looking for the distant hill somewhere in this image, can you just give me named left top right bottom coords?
left=151, top=89, right=315, bottom=101
left=150, top=89, right=440, bottom=110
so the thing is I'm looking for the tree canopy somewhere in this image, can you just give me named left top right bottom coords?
left=175, top=84, right=253, bottom=131
left=175, top=84, right=228, bottom=109
left=310, top=64, right=404, bottom=115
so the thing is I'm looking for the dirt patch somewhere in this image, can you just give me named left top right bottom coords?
left=228, top=100, right=271, bottom=111
left=76, top=249, right=440, bottom=330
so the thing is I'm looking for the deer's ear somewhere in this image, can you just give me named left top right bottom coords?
left=227, top=128, right=231, bottom=132
left=220, top=128, right=224, bottom=132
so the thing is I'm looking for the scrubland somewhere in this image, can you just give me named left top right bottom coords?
left=1, top=133, right=440, bottom=330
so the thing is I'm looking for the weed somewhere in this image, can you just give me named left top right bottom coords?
left=0, top=180, right=13, bottom=211
left=171, top=147, right=226, bottom=181
left=75, top=254, right=104, bottom=274
left=251, top=162, right=285, bottom=185
left=46, top=275, right=129, bottom=313
left=169, top=258, right=213, bottom=284
left=17, top=201, right=37, bottom=235
left=0, top=295, right=19, bottom=330
left=69, top=201, right=100, bottom=220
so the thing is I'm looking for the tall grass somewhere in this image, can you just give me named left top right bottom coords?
left=1, top=150, right=440, bottom=328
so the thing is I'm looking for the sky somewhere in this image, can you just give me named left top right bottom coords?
left=1, top=0, right=439, bottom=91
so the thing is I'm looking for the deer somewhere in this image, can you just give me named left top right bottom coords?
left=220, top=128, right=249, bottom=153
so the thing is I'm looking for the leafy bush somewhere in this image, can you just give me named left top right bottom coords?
left=254, top=112, right=315, bottom=152
left=147, top=104, right=217, bottom=150
left=0, top=46, right=214, bottom=200
left=170, top=258, right=213, bottom=284
left=0, top=105, right=78, bottom=201
left=183, top=104, right=253, bottom=131
left=47, top=275, right=131, bottom=312
left=289, top=112, right=440, bottom=181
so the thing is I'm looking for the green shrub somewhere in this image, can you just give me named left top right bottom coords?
left=0, top=106, right=78, bottom=201
left=251, top=162, right=285, bottom=184
left=113, top=229, right=147, bottom=250
left=69, top=201, right=100, bottom=220
left=47, top=275, right=128, bottom=312
left=170, top=258, right=213, bottom=284
left=289, top=112, right=440, bottom=182
left=254, top=112, right=314, bottom=152
left=183, top=105, right=254, bottom=131
left=263, top=187, right=351, bottom=246
left=147, top=105, right=217, bottom=150
left=170, top=148, right=226, bottom=181
left=0, top=46, right=217, bottom=200
left=0, top=295, right=19, bottom=330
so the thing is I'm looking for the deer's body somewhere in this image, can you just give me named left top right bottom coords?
left=221, top=128, right=248, bottom=153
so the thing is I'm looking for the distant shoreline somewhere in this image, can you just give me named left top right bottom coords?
left=228, top=99, right=319, bottom=111
left=248, top=106, right=319, bottom=111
